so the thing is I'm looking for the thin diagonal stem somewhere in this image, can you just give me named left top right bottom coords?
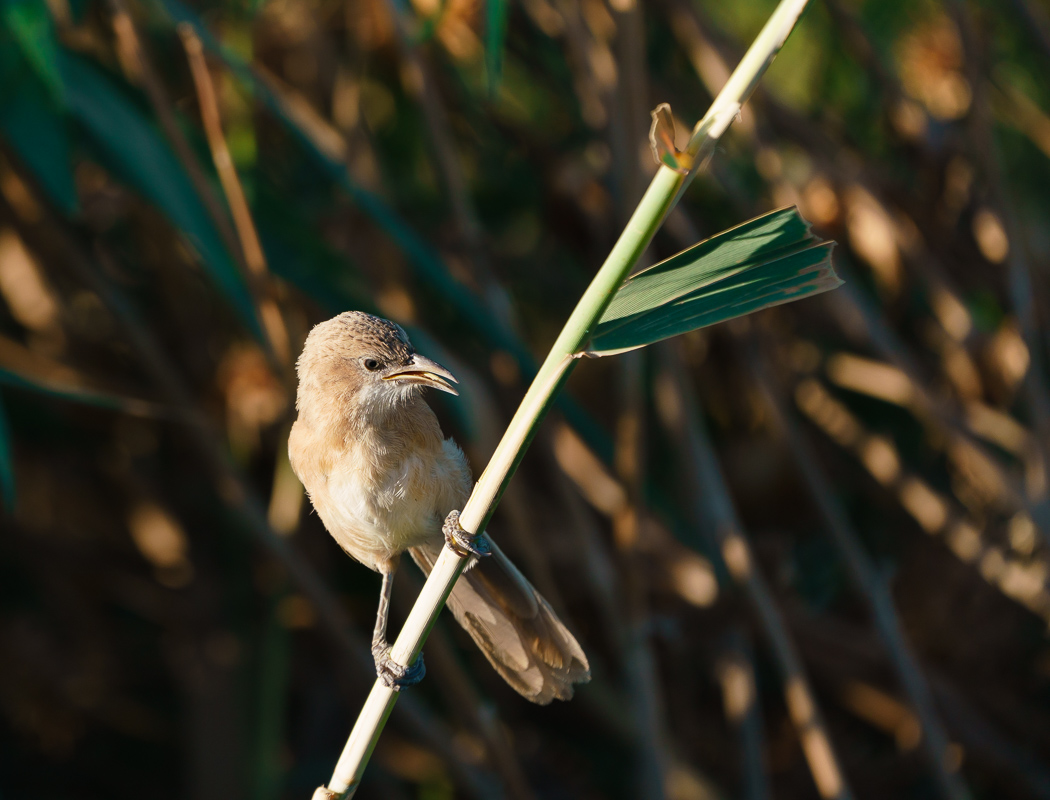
left=106, top=0, right=277, bottom=366
left=178, top=23, right=292, bottom=369
left=314, top=1, right=814, bottom=796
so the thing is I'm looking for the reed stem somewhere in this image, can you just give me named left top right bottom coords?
left=314, top=1, right=812, bottom=795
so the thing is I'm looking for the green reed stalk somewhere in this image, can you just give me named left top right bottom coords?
left=312, top=1, right=812, bottom=796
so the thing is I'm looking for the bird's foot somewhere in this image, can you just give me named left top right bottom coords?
left=371, top=641, right=426, bottom=691
left=442, top=510, right=491, bottom=559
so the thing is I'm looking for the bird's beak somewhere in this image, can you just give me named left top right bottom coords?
left=382, top=354, right=460, bottom=396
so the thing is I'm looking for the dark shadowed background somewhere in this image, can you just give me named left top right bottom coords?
left=2, top=0, right=1050, bottom=798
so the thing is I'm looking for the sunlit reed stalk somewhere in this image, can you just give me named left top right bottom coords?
left=105, top=0, right=275, bottom=360
left=178, top=23, right=293, bottom=370
left=312, top=1, right=813, bottom=796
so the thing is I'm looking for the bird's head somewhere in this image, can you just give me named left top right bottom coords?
left=295, top=311, right=458, bottom=417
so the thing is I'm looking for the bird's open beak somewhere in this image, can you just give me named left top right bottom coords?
left=382, top=354, right=460, bottom=396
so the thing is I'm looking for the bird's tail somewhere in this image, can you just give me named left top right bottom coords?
left=409, top=540, right=590, bottom=704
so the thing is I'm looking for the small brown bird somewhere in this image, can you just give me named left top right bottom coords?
left=289, top=311, right=590, bottom=703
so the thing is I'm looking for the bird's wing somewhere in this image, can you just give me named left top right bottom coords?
left=409, top=539, right=590, bottom=704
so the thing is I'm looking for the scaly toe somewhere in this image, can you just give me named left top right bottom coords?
left=442, top=509, right=492, bottom=559
left=373, top=645, right=426, bottom=691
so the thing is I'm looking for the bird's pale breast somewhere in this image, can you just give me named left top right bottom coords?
left=289, top=403, right=471, bottom=574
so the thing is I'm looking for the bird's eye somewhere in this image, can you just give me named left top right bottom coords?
left=363, top=358, right=381, bottom=371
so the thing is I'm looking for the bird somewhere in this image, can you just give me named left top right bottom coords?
left=288, top=311, right=590, bottom=704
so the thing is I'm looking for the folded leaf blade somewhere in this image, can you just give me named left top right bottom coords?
left=586, top=208, right=840, bottom=356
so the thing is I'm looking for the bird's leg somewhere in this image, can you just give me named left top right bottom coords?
left=442, top=509, right=492, bottom=559
left=371, top=571, right=425, bottom=690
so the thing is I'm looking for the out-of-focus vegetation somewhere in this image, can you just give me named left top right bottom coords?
left=1, top=0, right=1050, bottom=797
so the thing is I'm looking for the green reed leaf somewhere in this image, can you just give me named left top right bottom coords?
left=0, top=45, right=77, bottom=213
left=585, top=207, right=840, bottom=356
left=2, top=0, right=63, bottom=102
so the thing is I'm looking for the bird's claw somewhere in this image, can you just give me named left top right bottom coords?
left=443, top=510, right=491, bottom=559
left=372, top=641, right=426, bottom=691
